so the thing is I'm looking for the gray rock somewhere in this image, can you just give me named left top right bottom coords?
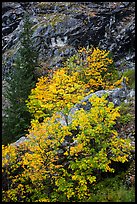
left=127, top=89, right=135, bottom=98
left=55, top=112, right=67, bottom=126
left=68, top=87, right=128, bottom=124
left=11, top=136, right=29, bottom=147
left=2, top=26, right=12, bottom=36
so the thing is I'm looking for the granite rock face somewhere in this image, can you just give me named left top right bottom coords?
left=2, top=2, right=135, bottom=77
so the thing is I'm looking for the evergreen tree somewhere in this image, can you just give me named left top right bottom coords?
left=2, top=13, right=38, bottom=145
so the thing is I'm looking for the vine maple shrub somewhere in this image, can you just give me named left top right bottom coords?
left=2, top=47, right=132, bottom=202
left=2, top=95, right=133, bottom=202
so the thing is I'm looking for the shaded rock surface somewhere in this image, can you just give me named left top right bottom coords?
left=2, top=2, right=135, bottom=77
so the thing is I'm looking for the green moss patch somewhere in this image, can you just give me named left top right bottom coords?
left=87, top=174, right=135, bottom=202
left=123, top=69, right=135, bottom=89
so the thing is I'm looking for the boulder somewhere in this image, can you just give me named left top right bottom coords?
left=68, top=87, right=128, bottom=124
left=11, top=136, right=29, bottom=147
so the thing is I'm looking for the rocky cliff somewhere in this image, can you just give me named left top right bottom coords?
left=2, top=2, right=135, bottom=77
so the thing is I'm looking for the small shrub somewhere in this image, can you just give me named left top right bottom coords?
left=123, top=69, right=135, bottom=89
left=118, top=102, right=133, bottom=125
left=87, top=174, right=135, bottom=202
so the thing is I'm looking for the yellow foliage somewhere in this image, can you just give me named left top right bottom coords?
left=2, top=94, right=133, bottom=202
left=26, top=68, right=87, bottom=124
left=64, top=47, right=124, bottom=92
left=2, top=47, right=132, bottom=202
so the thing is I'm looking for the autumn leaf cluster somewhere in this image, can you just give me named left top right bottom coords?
left=26, top=68, right=86, bottom=125
left=64, top=47, right=124, bottom=91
